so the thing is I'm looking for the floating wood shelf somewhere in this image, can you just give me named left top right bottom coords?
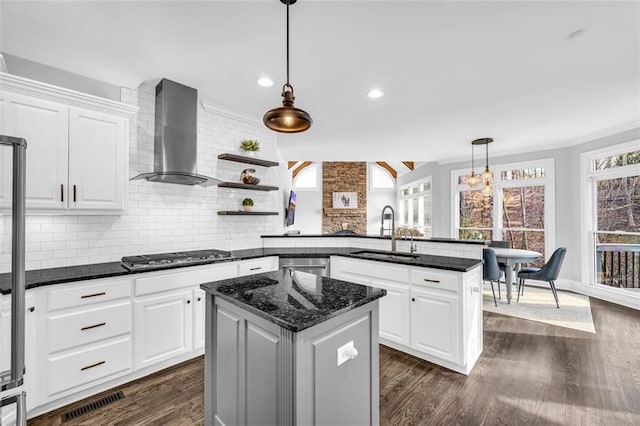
left=218, top=182, right=279, bottom=191
left=217, top=211, right=279, bottom=216
left=218, top=153, right=280, bottom=167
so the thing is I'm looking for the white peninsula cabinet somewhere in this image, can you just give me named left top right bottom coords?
left=331, top=256, right=483, bottom=375
left=0, top=72, right=137, bottom=213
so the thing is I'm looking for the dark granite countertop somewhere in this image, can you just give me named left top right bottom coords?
left=0, top=247, right=482, bottom=294
left=261, top=234, right=489, bottom=245
left=200, top=269, right=386, bottom=332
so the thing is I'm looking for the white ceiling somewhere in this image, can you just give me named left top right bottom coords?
left=1, top=0, right=638, bottom=163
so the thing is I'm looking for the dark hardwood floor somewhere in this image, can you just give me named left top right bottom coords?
left=30, top=297, right=640, bottom=425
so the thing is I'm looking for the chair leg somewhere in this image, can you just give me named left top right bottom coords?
left=517, top=278, right=523, bottom=302
left=549, top=280, right=560, bottom=308
left=490, top=281, right=497, bottom=307
left=497, top=280, right=501, bottom=299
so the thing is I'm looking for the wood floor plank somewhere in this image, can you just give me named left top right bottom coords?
left=29, top=297, right=640, bottom=425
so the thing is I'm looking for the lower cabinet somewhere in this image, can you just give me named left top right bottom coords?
left=193, top=288, right=206, bottom=350
left=134, top=289, right=194, bottom=370
left=331, top=255, right=482, bottom=375
left=409, top=285, right=460, bottom=364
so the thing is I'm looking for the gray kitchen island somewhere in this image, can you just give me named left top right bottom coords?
left=200, top=268, right=386, bottom=426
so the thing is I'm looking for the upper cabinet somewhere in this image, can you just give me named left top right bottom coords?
left=0, top=73, right=137, bottom=214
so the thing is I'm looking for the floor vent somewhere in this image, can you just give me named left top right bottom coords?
left=61, top=390, right=125, bottom=422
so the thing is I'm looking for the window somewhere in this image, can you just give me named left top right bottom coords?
left=370, top=164, right=395, bottom=189
left=453, top=159, right=555, bottom=264
left=582, top=142, right=640, bottom=292
left=292, top=164, right=318, bottom=189
left=398, top=178, right=432, bottom=237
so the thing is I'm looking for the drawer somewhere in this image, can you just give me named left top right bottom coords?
left=410, top=268, right=459, bottom=292
left=47, top=337, right=132, bottom=397
left=238, top=256, right=278, bottom=276
left=135, top=263, right=238, bottom=296
left=48, top=301, right=132, bottom=354
left=336, top=257, right=409, bottom=283
left=48, top=278, right=131, bottom=312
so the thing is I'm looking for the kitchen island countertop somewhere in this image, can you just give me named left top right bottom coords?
left=200, top=268, right=386, bottom=332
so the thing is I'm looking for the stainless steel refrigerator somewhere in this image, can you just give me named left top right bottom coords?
left=0, top=135, right=27, bottom=426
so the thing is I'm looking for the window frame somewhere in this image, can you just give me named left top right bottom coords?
left=398, top=176, right=432, bottom=237
left=580, top=140, right=640, bottom=287
left=369, top=163, right=396, bottom=191
left=451, top=158, right=555, bottom=260
left=292, top=163, right=319, bottom=191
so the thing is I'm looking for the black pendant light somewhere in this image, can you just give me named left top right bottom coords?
left=263, top=0, right=312, bottom=133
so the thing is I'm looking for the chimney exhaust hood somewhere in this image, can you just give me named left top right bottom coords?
left=131, top=78, right=221, bottom=187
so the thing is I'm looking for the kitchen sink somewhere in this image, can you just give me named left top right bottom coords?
left=351, top=250, right=420, bottom=261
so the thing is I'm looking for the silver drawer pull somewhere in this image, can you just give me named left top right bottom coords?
left=81, top=292, right=106, bottom=299
left=81, top=360, right=105, bottom=371
left=423, top=278, right=440, bottom=283
left=81, top=322, right=106, bottom=331
left=282, top=264, right=326, bottom=269
left=250, top=267, right=262, bottom=271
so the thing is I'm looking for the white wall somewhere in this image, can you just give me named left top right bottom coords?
left=366, top=165, right=396, bottom=235
left=0, top=80, right=282, bottom=272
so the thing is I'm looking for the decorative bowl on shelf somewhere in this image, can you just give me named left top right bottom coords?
left=240, top=168, right=261, bottom=185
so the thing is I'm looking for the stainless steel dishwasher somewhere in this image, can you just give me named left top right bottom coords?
left=279, top=257, right=330, bottom=277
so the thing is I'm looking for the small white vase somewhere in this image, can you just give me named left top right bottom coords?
left=243, top=205, right=253, bottom=212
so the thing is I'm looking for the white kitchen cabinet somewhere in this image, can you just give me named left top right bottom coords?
left=0, top=94, right=69, bottom=209
left=0, top=73, right=137, bottom=213
left=193, top=288, right=206, bottom=350
left=237, top=256, right=279, bottom=276
left=331, top=257, right=411, bottom=346
left=68, top=108, right=126, bottom=210
left=134, top=289, right=194, bottom=370
left=330, top=255, right=482, bottom=375
left=410, top=285, right=460, bottom=364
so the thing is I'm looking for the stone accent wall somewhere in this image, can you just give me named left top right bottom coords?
left=322, top=162, right=367, bottom=234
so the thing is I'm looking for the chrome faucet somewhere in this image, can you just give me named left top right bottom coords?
left=380, top=205, right=395, bottom=237
left=409, top=231, right=417, bottom=254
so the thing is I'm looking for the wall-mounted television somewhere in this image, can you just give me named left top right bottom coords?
left=285, top=190, right=296, bottom=226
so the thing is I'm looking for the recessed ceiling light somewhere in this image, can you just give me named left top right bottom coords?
left=368, top=89, right=384, bottom=99
left=566, top=29, right=587, bottom=41
left=257, top=77, right=274, bottom=87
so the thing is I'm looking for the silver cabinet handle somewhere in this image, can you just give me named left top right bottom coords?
left=250, top=267, right=262, bottom=271
left=81, top=322, right=106, bottom=331
left=423, top=278, right=440, bottom=283
left=81, top=360, right=105, bottom=371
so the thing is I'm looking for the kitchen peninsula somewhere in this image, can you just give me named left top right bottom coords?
left=200, top=269, right=386, bottom=426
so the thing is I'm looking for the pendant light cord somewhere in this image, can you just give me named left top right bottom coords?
left=285, top=2, right=291, bottom=89
left=485, top=142, right=489, bottom=169
left=471, top=143, right=475, bottom=172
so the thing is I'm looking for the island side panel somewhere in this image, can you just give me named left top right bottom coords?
left=294, top=301, right=380, bottom=425
left=209, top=297, right=294, bottom=426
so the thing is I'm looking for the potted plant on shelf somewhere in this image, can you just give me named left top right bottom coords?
left=242, top=198, right=254, bottom=212
left=240, top=139, right=260, bottom=157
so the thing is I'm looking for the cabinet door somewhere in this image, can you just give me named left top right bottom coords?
left=371, top=278, right=410, bottom=346
left=0, top=92, right=10, bottom=207
left=68, top=108, right=126, bottom=210
left=134, top=290, right=193, bottom=370
left=410, top=286, right=460, bottom=364
left=1, top=94, right=69, bottom=209
left=193, top=288, right=206, bottom=350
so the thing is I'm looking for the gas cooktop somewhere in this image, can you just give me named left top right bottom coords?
left=121, top=249, right=234, bottom=271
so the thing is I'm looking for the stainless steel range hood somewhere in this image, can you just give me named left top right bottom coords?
left=131, top=78, right=221, bottom=187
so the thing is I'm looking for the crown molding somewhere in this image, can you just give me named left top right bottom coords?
left=200, top=99, right=262, bottom=126
left=0, top=72, right=138, bottom=117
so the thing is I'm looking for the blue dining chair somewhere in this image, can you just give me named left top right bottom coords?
left=517, top=247, right=567, bottom=308
left=483, top=248, right=502, bottom=307
left=489, top=240, right=510, bottom=298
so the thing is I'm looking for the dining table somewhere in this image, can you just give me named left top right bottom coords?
left=490, top=247, right=542, bottom=304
